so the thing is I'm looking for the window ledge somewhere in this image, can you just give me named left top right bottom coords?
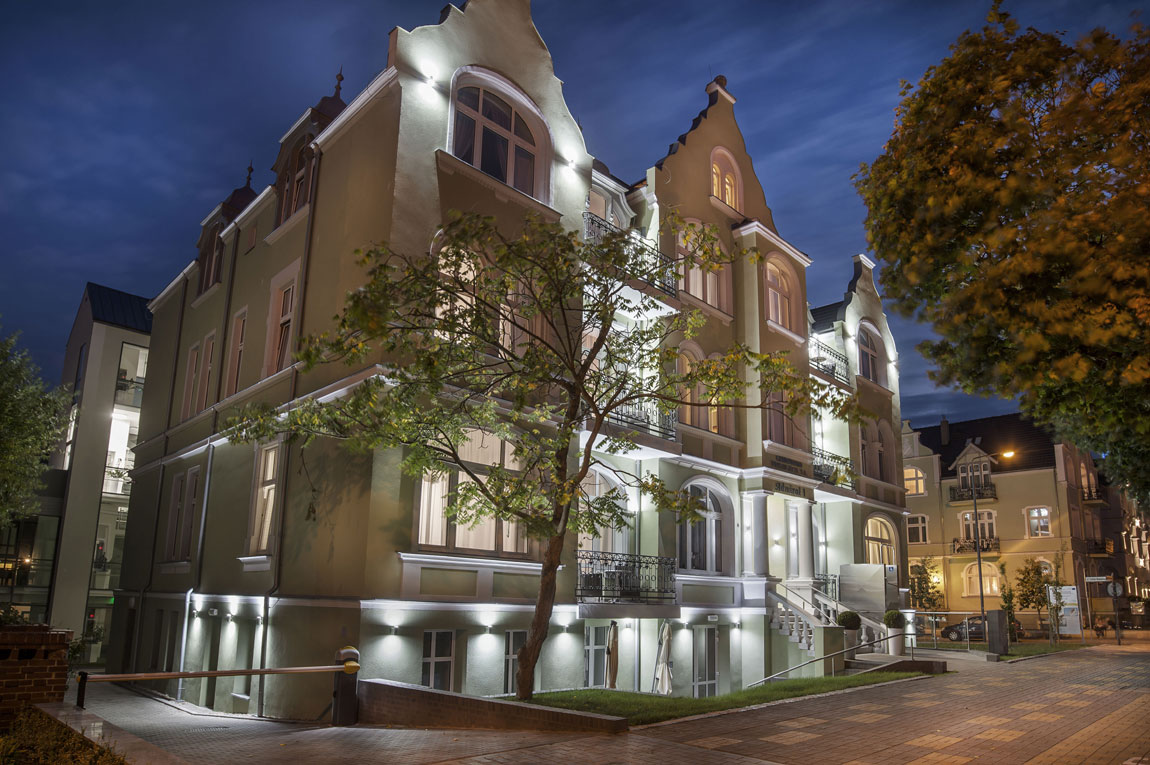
left=857, top=375, right=894, bottom=397
left=677, top=571, right=735, bottom=582
left=708, top=194, right=743, bottom=220
left=238, top=555, right=272, bottom=572
left=158, top=561, right=191, bottom=575
left=189, top=281, right=221, bottom=310
left=264, top=204, right=309, bottom=246
left=399, top=551, right=556, bottom=573
left=766, top=319, right=805, bottom=347
left=435, top=150, right=561, bottom=223
left=678, top=421, right=742, bottom=448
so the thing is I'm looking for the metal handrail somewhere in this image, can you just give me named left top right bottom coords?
left=76, top=661, right=360, bottom=709
left=747, top=631, right=909, bottom=687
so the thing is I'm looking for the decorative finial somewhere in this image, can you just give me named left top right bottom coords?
left=245, top=161, right=253, bottom=188
left=714, top=74, right=727, bottom=89
left=335, top=66, right=344, bottom=98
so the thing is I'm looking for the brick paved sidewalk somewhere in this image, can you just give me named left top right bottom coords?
left=65, top=644, right=1150, bottom=764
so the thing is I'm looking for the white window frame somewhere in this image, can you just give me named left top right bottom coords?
left=195, top=332, right=215, bottom=413
left=865, top=515, right=897, bottom=566
left=264, top=261, right=300, bottom=377
left=247, top=442, right=283, bottom=556
left=678, top=483, right=725, bottom=574
left=584, top=624, right=609, bottom=688
left=960, top=510, right=997, bottom=541
left=692, top=624, right=719, bottom=698
left=226, top=308, right=247, bottom=397
left=1026, top=506, right=1052, bottom=538
left=766, top=261, right=791, bottom=330
left=907, top=515, right=929, bottom=544
left=858, top=328, right=881, bottom=383
left=904, top=466, right=926, bottom=496
left=963, top=561, right=1001, bottom=597
left=421, top=629, right=455, bottom=691
left=180, top=343, right=200, bottom=421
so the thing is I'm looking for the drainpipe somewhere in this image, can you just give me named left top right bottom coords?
left=176, top=587, right=193, bottom=700
left=259, top=143, right=323, bottom=718
left=131, top=276, right=189, bottom=673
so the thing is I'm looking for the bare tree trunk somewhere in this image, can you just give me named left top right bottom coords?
left=516, top=532, right=565, bottom=700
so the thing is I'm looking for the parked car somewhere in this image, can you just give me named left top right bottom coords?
left=942, top=615, right=1026, bottom=642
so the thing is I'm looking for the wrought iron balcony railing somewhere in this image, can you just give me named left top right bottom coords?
left=949, top=483, right=997, bottom=502
left=607, top=400, right=677, bottom=441
left=809, top=338, right=851, bottom=385
left=812, top=447, right=854, bottom=488
left=583, top=212, right=677, bottom=298
left=575, top=550, right=677, bottom=605
left=952, top=537, right=1000, bottom=553
left=1085, top=539, right=1114, bottom=555
left=1082, top=487, right=1105, bottom=503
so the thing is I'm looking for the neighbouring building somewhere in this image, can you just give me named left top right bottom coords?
left=0, top=471, right=67, bottom=625
left=903, top=412, right=1138, bottom=634
left=111, top=0, right=906, bottom=719
left=40, top=283, right=151, bottom=663
left=1100, top=486, right=1148, bottom=627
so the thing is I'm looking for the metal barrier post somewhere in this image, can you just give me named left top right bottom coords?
left=332, top=646, right=361, bottom=726
left=76, top=671, right=88, bottom=709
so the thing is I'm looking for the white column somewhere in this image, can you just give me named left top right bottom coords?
left=741, top=490, right=769, bottom=576
left=793, top=500, right=815, bottom=581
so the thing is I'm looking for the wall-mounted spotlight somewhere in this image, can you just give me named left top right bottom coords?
left=208, top=608, right=219, bottom=617
left=256, top=615, right=263, bottom=625
left=191, top=609, right=200, bottom=619
left=225, top=613, right=234, bottom=622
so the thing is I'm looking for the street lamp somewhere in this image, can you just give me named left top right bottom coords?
left=971, top=450, right=1015, bottom=629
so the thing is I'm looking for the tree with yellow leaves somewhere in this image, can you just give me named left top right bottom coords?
left=856, top=4, right=1150, bottom=502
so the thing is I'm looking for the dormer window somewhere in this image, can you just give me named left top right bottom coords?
left=858, top=327, right=882, bottom=384
left=196, top=223, right=225, bottom=295
left=452, top=85, right=537, bottom=198
left=276, top=139, right=312, bottom=225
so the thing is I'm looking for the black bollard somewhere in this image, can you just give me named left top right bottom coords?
left=332, top=646, right=360, bottom=726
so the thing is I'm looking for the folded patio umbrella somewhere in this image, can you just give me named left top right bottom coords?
left=606, top=620, right=619, bottom=689
left=654, top=620, right=673, bottom=695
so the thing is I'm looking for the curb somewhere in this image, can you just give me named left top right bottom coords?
left=1003, top=644, right=1098, bottom=664
left=631, top=673, right=932, bottom=730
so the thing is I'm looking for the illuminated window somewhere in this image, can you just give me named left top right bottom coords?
left=904, top=466, right=926, bottom=496
left=766, top=262, right=791, bottom=329
left=709, top=150, right=740, bottom=211
left=678, top=225, right=728, bottom=311
left=1027, top=506, right=1051, bottom=537
left=963, top=562, right=1000, bottom=596
left=961, top=510, right=996, bottom=541
left=958, top=461, right=991, bottom=489
left=679, top=352, right=703, bottom=429
left=247, top=443, right=281, bottom=555
left=577, top=470, right=630, bottom=554
left=858, top=328, right=881, bottom=383
left=865, top=516, right=896, bottom=566
left=452, top=85, right=538, bottom=198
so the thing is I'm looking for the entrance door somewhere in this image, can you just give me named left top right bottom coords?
left=693, top=626, right=718, bottom=698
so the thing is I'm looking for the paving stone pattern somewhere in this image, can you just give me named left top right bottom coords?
left=75, top=644, right=1150, bottom=764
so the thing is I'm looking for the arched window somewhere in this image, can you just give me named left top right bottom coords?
left=679, top=351, right=703, bottom=429
left=577, top=470, right=630, bottom=554
left=904, top=466, right=926, bottom=496
left=1036, top=559, right=1054, bottom=578
left=963, top=562, right=1000, bottom=596
left=858, top=328, right=882, bottom=383
left=677, top=224, right=728, bottom=311
left=709, top=149, right=740, bottom=211
left=765, top=262, right=791, bottom=329
left=706, top=354, right=733, bottom=437
left=865, top=516, right=896, bottom=566
left=452, top=84, right=540, bottom=198
left=679, top=482, right=726, bottom=573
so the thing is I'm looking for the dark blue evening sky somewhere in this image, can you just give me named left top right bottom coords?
left=0, top=0, right=1142, bottom=427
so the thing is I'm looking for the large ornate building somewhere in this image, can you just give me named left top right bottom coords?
left=111, top=0, right=905, bottom=719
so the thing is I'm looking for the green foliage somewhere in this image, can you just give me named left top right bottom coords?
left=883, top=610, right=906, bottom=629
left=908, top=556, right=946, bottom=611
left=530, top=672, right=920, bottom=726
left=836, top=611, right=862, bottom=630
left=0, top=706, right=128, bottom=764
left=0, top=328, right=69, bottom=527
left=1014, top=557, right=1053, bottom=613
left=854, top=6, right=1150, bottom=503
left=225, top=212, right=861, bottom=698
left=0, top=604, right=29, bottom=626
left=998, top=562, right=1018, bottom=641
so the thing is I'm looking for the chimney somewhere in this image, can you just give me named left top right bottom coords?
left=940, top=416, right=949, bottom=446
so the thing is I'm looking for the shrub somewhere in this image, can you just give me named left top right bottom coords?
left=883, top=610, right=906, bottom=629
left=0, top=706, right=127, bottom=764
left=836, top=611, right=862, bottom=630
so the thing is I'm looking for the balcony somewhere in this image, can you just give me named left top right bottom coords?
left=952, top=537, right=1000, bottom=554
left=1086, top=539, right=1114, bottom=556
left=949, top=483, right=997, bottom=502
left=809, top=338, right=851, bottom=385
left=812, top=447, right=855, bottom=489
left=607, top=400, right=677, bottom=441
left=575, top=550, right=676, bottom=605
left=1082, top=487, right=1107, bottom=505
left=114, top=378, right=144, bottom=408
left=102, top=465, right=132, bottom=495
left=583, top=212, right=677, bottom=298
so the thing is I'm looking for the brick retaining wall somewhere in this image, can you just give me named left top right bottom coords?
left=358, top=678, right=627, bottom=733
left=0, top=625, right=72, bottom=726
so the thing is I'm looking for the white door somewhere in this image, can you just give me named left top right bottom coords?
left=693, top=626, right=719, bottom=698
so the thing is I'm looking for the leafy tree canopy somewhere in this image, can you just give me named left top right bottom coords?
left=228, top=212, right=860, bottom=697
left=0, top=327, right=68, bottom=527
left=855, top=4, right=1150, bottom=501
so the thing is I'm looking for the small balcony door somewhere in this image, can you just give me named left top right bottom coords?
left=692, top=625, right=719, bottom=698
